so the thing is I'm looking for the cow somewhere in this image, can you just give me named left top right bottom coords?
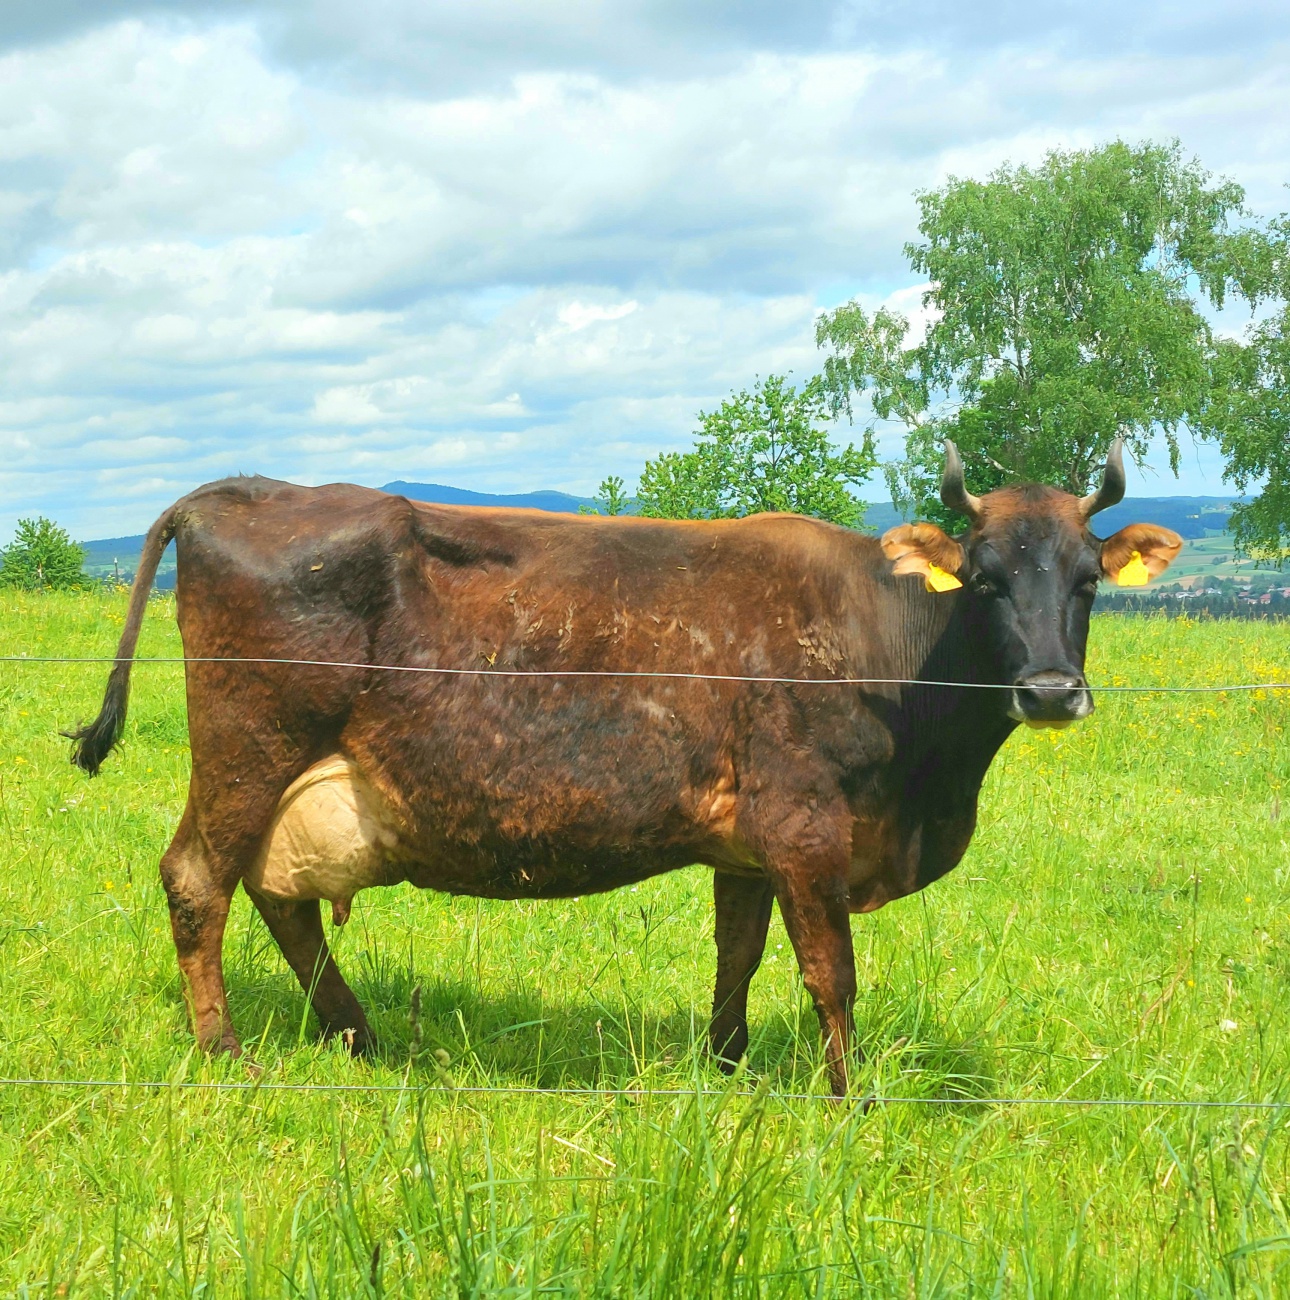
left=66, top=440, right=1180, bottom=1095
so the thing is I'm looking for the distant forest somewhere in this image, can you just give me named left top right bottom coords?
left=1095, top=590, right=1289, bottom=621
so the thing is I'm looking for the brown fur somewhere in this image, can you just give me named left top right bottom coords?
left=67, top=475, right=1178, bottom=1094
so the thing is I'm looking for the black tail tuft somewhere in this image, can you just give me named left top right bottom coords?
left=62, top=502, right=177, bottom=778
left=63, top=662, right=131, bottom=776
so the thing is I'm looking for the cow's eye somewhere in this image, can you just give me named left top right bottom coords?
left=1076, top=574, right=1100, bottom=596
left=970, top=574, right=998, bottom=596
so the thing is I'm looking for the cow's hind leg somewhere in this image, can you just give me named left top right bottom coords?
left=160, top=808, right=241, bottom=1054
left=245, top=888, right=373, bottom=1053
left=710, top=872, right=775, bottom=1071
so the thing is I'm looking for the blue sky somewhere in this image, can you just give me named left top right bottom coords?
left=0, top=1, right=1287, bottom=538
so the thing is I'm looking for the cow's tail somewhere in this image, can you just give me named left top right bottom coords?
left=64, top=504, right=180, bottom=776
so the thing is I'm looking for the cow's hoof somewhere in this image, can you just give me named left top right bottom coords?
left=197, top=1033, right=243, bottom=1058
left=709, top=1023, right=749, bottom=1073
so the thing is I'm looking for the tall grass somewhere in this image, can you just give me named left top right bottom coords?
left=0, top=589, right=1287, bottom=1296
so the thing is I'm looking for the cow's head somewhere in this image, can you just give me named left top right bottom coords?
left=881, top=440, right=1182, bottom=728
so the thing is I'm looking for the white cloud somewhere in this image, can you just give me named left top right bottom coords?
left=557, top=301, right=638, bottom=331
left=0, top=8, right=1286, bottom=537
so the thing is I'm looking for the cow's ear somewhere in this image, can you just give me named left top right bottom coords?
left=881, top=523, right=965, bottom=593
left=1100, top=524, right=1184, bottom=587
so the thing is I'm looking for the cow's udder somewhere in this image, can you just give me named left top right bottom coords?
left=245, top=754, right=405, bottom=921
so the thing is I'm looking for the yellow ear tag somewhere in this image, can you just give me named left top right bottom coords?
left=1115, top=550, right=1151, bottom=587
left=924, top=563, right=963, bottom=593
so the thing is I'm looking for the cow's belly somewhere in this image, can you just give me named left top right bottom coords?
left=847, top=813, right=909, bottom=913
left=846, top=806, right=977, bottom=913
left=245, top=755, right=407, bottom=921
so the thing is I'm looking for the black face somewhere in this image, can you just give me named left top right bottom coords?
left=962, top=510, right=1102, bottom=728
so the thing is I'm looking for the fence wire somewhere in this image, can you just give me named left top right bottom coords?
left=0, top=650, right=1286, bottom=1115
left=0, top=653, right=1287, bottom=693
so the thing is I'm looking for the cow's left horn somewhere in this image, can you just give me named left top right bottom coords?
left=940, top=440, right=982, bottom=521
left=1079, top=437, right=1126, bottom=520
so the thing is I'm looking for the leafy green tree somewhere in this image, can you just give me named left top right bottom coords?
left=636, top=374, right=877, bottom=528
left=816, top=141, right=1255, bottom=521
left=596, top=475, right=629, bottom=516
left=580, top=475, right=630, bottom=516
left=0, top=517, right=91, bottom=591
left=1202, top=215, right=1290, bottom=565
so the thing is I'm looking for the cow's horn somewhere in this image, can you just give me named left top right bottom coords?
left=1079, top=437, right=1126, bottom=520
left=939, top=440, right=982, bottom=521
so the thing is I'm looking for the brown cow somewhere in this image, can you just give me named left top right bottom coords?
left=67, top=440, right=1180, bottom=1095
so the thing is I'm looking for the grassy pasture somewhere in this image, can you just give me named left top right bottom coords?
left=0, top=590, right=1288, bottom=1298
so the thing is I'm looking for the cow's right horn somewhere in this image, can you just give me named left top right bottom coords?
left=940, top=440, right=982, bottom=522
left=1078, top=437, right=1126, bottom=520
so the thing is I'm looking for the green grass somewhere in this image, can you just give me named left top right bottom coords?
left=1, top=590, right=1288, bottom=1297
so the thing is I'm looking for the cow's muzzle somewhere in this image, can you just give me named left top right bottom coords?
left=1009, top=670, right=1093, bottom=728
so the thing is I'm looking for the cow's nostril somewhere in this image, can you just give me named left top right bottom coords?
left=1009, top=671, right=1092, bottom=726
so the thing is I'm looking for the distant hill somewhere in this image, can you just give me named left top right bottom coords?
left=383, top=485, right=1239, bottom=540
left=1062, top=496, right=1236, bottom=540
left=381, top=481, right=599, bottom=512
left=80, top=534, right=170, bottom=587
left=79, top=484, right=1243, bottom=591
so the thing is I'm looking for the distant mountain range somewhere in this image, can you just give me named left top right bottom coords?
left=386, top=482, right=1241, bottom=541
left=383, top=481, right=599, bottom=513
left=80, top=479, right=1242, bottom=589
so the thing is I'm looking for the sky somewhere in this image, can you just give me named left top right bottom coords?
left=0, top=1, right=1287, bottom=539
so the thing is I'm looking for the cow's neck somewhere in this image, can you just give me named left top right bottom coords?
left=874, top=585, right=1012, bottom=761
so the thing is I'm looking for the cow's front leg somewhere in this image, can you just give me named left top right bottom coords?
left=710, top=872, right=775, bottom=1071
left=770, top=863, right=857, bottom=1097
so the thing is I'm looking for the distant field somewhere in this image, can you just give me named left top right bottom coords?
left=1163, top=533, right=1274, bottom=587
left=79, top=534, right=177, bottom=588
left=1, top=591, right=1288, bottom=1296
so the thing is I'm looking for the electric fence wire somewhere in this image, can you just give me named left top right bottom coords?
left=0, top=650, right=1286, bottom=1112
left=0, top=653, right=1287, bottom=693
